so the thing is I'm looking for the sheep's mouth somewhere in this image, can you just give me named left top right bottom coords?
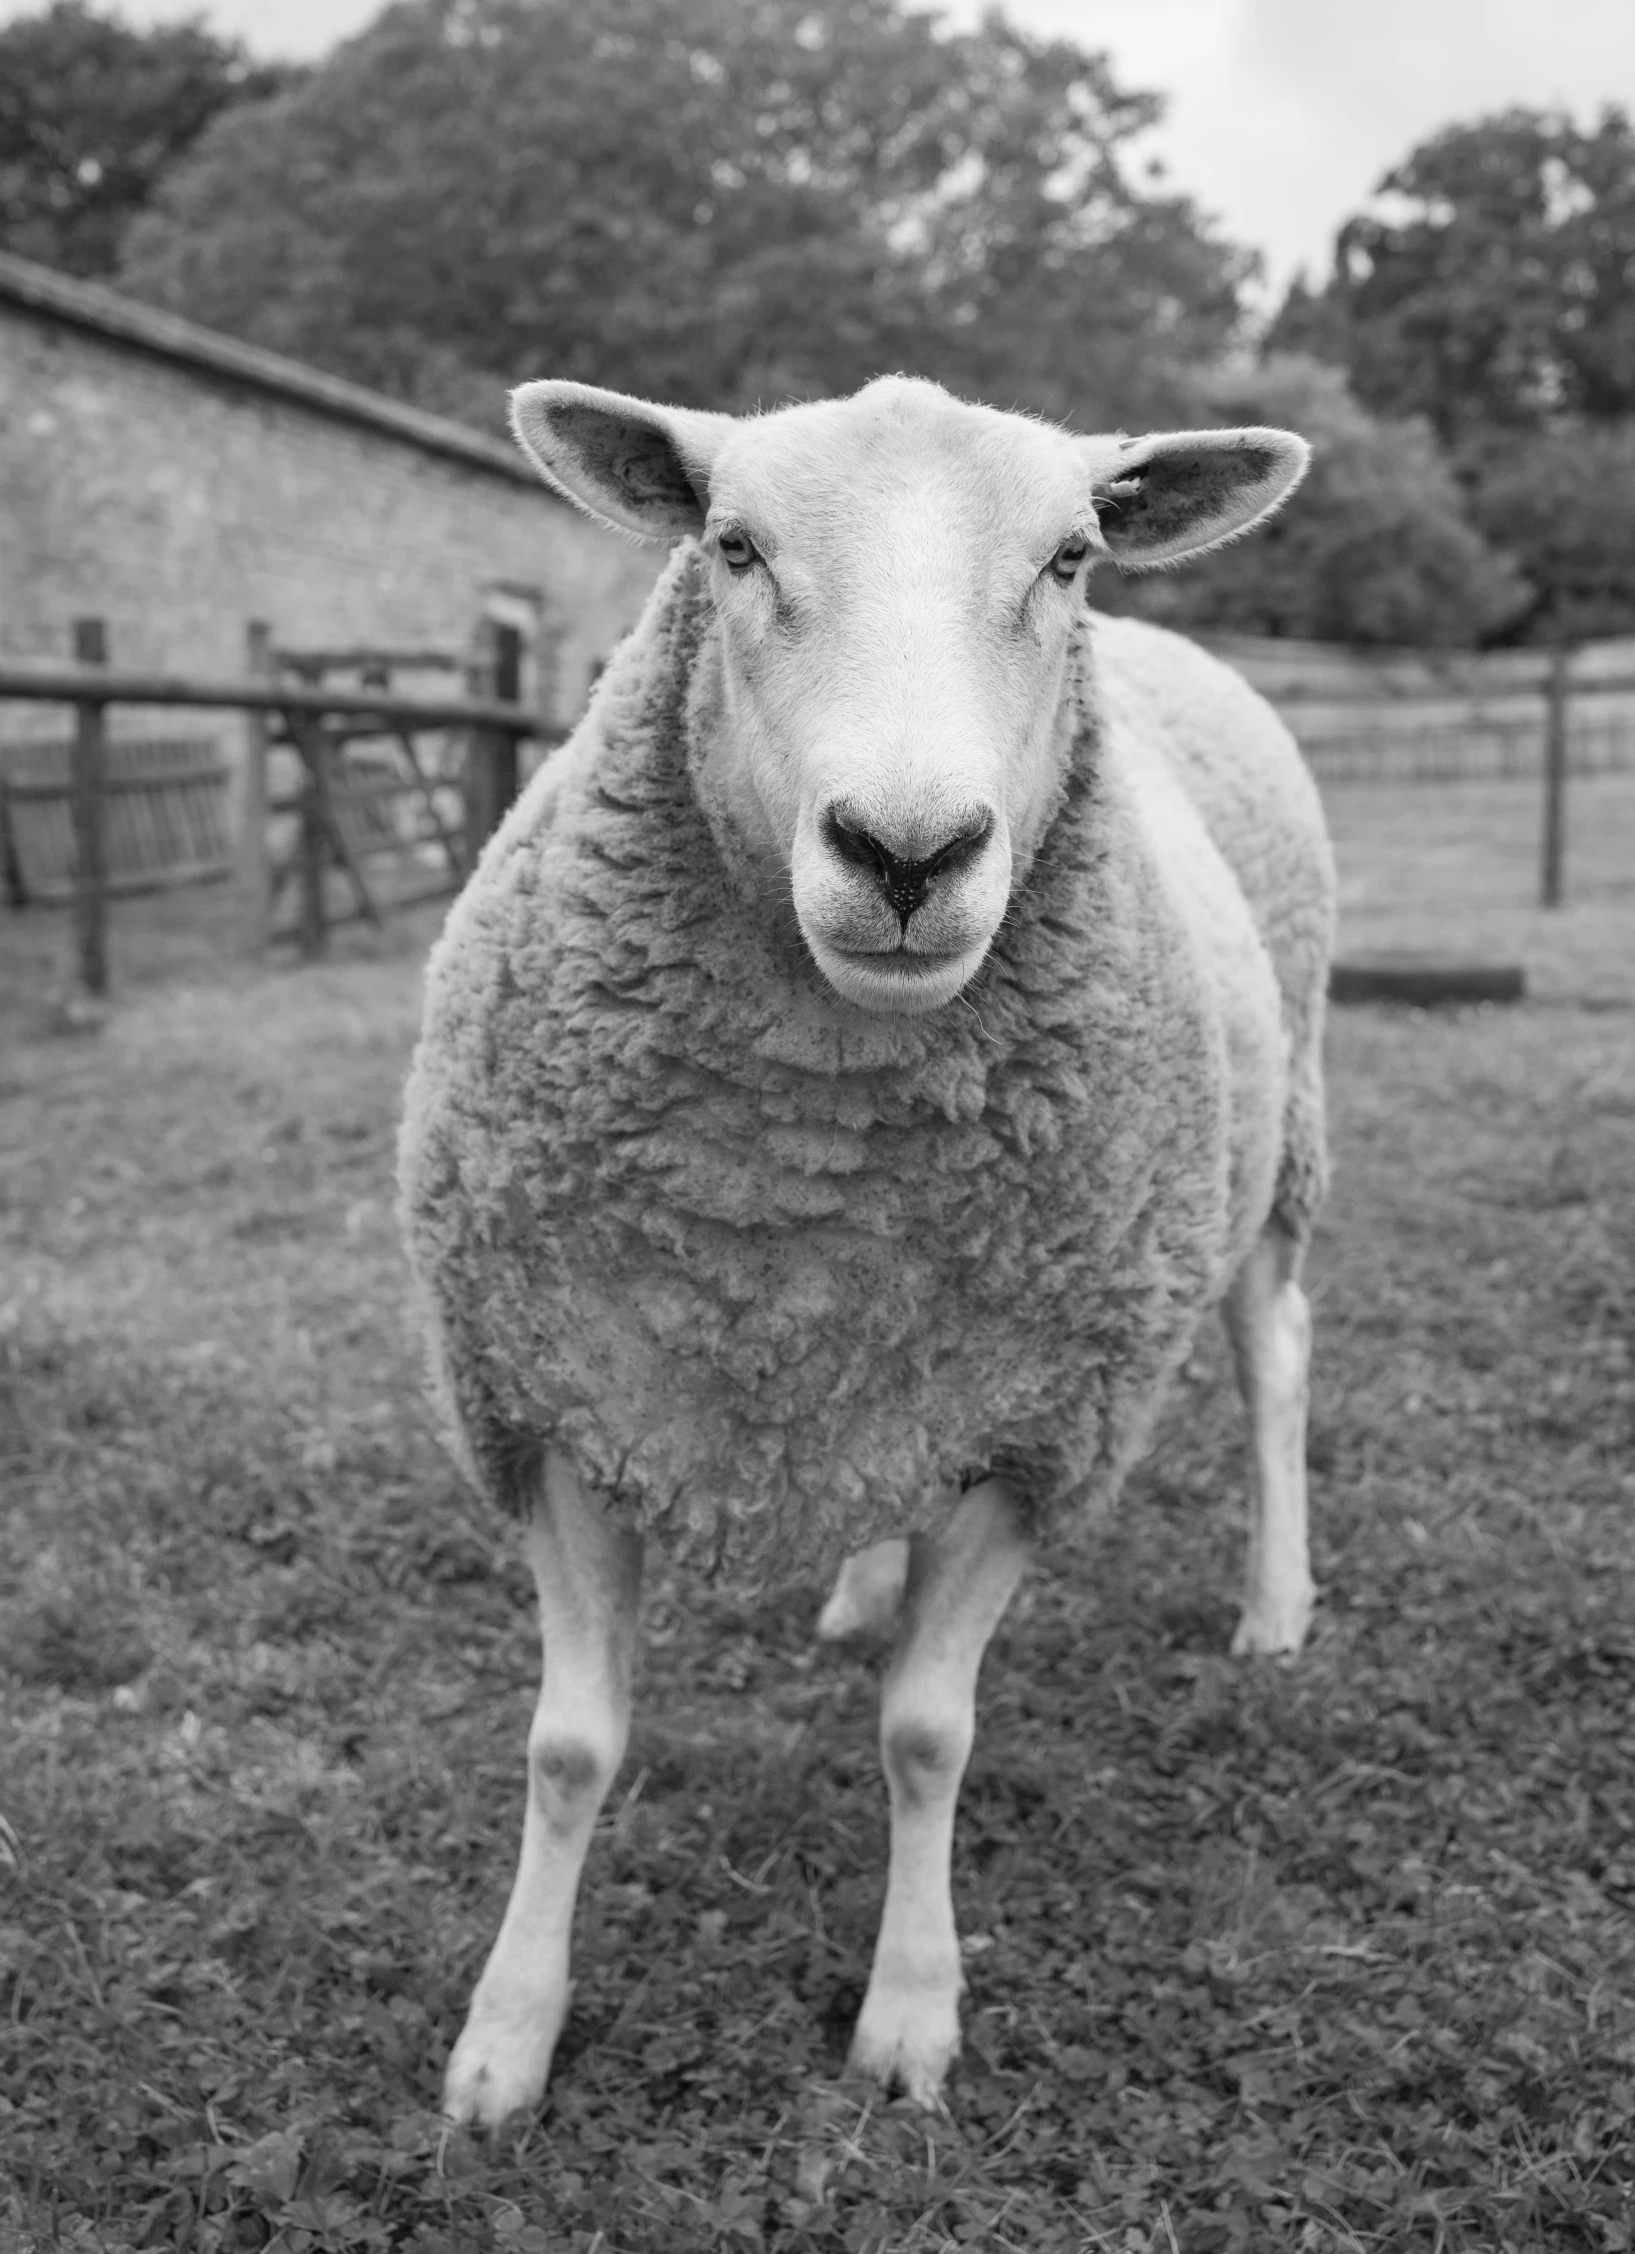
left=807, top=934, right=991, bottom=1017
left=831, top=948, right=963, bottom=977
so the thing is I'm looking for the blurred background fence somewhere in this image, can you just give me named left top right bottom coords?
left=1210, top=633, right=1635, bottom=783
left=4, top=613, right=1632, bottom=1013
left=0, top=616, right=547, bottom=993
left=1279, top=698, right=1634, bottom=786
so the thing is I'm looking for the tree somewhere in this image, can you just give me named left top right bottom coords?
left=1268, top=106, right=1635, bottom=644
left=1099, top=356, right=1527, bottom=646
left=119, top=0, right=1248, bottom=433
left=0, top=1, right=299, bottom=280
left=1462, top=421, right=1635, bottom=644
left=1269, top=106, right=1635, bottom=446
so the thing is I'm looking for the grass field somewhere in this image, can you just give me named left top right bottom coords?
left=2, top=775, right=1633, bottom=2253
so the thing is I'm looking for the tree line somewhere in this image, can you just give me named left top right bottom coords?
left=4, top=0, right=1632, bottom=648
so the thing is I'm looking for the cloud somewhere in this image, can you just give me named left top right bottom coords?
left=1231, top=0, right=1635, bottom=277
left=947, top=0, right=1634, bottom=290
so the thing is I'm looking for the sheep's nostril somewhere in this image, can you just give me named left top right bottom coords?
left=925, top=810, right=996, bottom=880
left=820, top=806, right=995, bottom=927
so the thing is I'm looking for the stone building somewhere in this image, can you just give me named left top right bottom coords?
left=0, top=248, right=660, bottom=721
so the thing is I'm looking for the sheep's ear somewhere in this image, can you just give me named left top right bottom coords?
left=1085, top=427, right=1310, bottom=569
left=509, top=381, right=735, bottom=541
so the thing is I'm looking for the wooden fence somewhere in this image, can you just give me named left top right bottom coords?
left=6, top=622, right=1635, bottom=997
left=1256, top=648, right=1635, bottom=907
left=1287, top=703, right=1635, bottom=786
left=0, top=619, right=551, bottom=994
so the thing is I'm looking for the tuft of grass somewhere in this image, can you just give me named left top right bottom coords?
left=2, top=785, right=1634, bottom=2251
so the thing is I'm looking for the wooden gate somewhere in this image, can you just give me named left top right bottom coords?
left=0, top=623, right=549, bottom=991
left=0, top=736, right=230, bottom=905
left=262, top=644, right=475, bottom=948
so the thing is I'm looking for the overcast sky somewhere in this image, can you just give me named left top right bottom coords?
left=8, top=0, right=1633, bottom=294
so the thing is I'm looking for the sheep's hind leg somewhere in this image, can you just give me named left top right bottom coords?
left=850, top=1480, right=1030, bottom=2108
left=1223, top=1222, right=1315, bottom=1656
left=443, top=1450, right=642, bottom=2128
left=816, top=1538, right=910, bottom=1641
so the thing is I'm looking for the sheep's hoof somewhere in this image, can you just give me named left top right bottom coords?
left=442, top=1993, right=566, bottom=2129
left=849, top=1994, right=959, bottom=2111
left=816, top=1539, right=911, bottom=1641
left=1231, top=1584, right=1314, bottom=1657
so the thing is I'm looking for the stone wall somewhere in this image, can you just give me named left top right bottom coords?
left=0, top=268, right=662, bottom=732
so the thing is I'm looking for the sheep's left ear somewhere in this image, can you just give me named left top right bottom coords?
left=1085, top=427, right=1310, bottom=569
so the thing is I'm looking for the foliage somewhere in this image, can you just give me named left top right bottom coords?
left=1460, top=419, right=1635, bottom=645
left=1270, top=106, right=1635, bottom=446
left=116, top=0, right=1249, bottom=432
left=1100, top=356, right=1526, bottom=646
left=1265, top=105, right=1635, bottom=647
left=0, top=0, right=299, bottom=281
left=2, top=795, right=1634, bottom=2249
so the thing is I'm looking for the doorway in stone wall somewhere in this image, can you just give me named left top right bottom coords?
left=466, top=584, right=548, bottom=845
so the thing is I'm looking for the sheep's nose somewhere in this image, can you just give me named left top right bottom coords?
left=820, top=804, right=996, bottom=929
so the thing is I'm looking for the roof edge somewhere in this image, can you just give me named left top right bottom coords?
left=0, top=247, right=543, bottom=490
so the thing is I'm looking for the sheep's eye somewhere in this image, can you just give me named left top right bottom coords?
left=716, top=528, right=761, bottom=572
left=1049, top=536, right=1092, bottom=585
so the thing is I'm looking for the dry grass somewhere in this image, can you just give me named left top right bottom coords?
left=2, top=773, right=1633, bottom=2252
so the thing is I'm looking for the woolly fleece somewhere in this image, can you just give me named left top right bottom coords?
left=397, top=548, right=1335, bottom=1585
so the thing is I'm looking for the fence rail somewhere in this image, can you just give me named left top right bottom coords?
left=0, top=625, right=556, bottom=994
left=0, top=659, right=542, bottom=731
left=1255, top=668, right=1635, bottom=706
left=1291, top=708, right=1635, bottom=786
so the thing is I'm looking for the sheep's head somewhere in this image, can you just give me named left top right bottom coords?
left=511, top=377, right=1308, bottom=1018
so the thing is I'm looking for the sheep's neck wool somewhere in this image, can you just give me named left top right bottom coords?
left=398, top=547, right=1320, bottom=1583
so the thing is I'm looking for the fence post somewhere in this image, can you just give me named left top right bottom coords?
left=70, top=616, right=109, bottom=996
left=464, top=619, right=522, bottom=867
left=239, top=621, right=273, bottom=956
left=491, top=620, right=522, bottom=816
left=1540, top=642, right=1571, bottom=909
left=297, top=722, right=331, bottom=959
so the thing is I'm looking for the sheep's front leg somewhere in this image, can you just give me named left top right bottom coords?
left=850, top=1479, right=1030, bottom=2108
left=1224, top=1223, right=1315, bottom=1656
left=444, top=1450, right=642, bottom=2128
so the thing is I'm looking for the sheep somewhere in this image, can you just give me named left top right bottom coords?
left=396, top=374, right=1334, bottom=2127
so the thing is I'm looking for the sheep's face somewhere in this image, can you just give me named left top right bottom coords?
left=511, top=378, right=1308, bottom=1018
left=687, top=388, right=1093, bottom=1016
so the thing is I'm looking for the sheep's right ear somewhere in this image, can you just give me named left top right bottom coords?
left=509, top=381, right=735, bottom=541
